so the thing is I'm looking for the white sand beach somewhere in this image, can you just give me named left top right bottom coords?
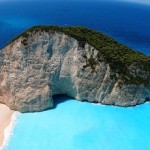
left=0, top=104, right=14, bottom=146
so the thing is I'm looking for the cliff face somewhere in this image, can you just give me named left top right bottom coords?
left=0, top=29, right=150, bottom=112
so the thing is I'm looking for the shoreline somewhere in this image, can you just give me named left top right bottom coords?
left=0, top=104, right=19, bottom=150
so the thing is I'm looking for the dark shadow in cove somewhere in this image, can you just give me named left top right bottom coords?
left=52, top=95, right=73, bottom=109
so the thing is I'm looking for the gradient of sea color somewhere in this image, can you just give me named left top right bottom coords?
left=7, top=96, right=150, bottom=150
left=0, top=1, right=150, bottom=55
left=0, top=1, right=150, bottom=150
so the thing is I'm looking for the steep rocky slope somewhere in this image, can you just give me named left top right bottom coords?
left=0, top=26, right=149, bottom=112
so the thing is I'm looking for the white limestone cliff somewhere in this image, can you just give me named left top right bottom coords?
left=0, top=30, right=149, bottom=112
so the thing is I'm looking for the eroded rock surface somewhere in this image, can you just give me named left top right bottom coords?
left=0, top=30, right=149, bottom=112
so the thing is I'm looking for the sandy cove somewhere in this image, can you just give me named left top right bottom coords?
left=0, top=104, right=14, bottom=146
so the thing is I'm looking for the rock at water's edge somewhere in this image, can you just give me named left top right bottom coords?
left=0, top=26, right=149, bottom=112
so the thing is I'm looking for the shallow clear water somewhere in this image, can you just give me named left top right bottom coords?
left=7, top=96, right=150, bottom=150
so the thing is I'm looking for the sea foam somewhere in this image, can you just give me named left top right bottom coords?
left=0, top=112, right=20, bottom=150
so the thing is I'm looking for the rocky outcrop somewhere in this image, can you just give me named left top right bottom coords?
left=0, top=27, right=149, bottom=112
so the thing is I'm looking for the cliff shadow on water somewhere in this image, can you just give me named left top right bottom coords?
left=52, top=95, right=73, bottom=109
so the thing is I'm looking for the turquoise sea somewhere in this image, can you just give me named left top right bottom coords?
left=0, top=0, right=150, bottom=150
left=7, top=96, right=150, bottom=150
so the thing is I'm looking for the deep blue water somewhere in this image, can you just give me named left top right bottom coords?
left=0, top=1, right=150, bottom=150
left=0, top=1, right=150, bottom=55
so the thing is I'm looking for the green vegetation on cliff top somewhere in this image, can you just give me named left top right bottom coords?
left=8, top=25, right=150, bottom=85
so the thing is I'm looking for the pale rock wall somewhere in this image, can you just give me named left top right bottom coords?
left=0, top=31, right=149, bottom=112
